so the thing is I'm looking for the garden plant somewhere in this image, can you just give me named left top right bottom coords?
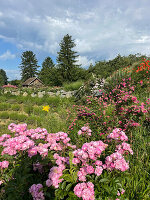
left=0, top=59, right=149, bottom=200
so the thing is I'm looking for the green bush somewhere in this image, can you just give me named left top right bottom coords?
left=45, top=96, right=61, bottom=107
left=63, top=80, right=83, bottom=91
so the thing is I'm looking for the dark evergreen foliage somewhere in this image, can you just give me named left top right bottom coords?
left=0, top=69, right=8, bottom=86
left=38, top=57, right=55, bottom=86
left=19, top=51, right=39, bottom=82
left=57, top=34, right=80, bottom=82
left=10, top=79, right=21, bottom=86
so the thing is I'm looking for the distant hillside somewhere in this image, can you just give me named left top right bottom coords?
left=87, top=53, right=149, bottom=79
left=103, top=57, right=150, bottom=101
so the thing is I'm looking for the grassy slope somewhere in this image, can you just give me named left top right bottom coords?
left=0, top=95, right=75, bottom=136
left=105, top=60, right=150, bottom=199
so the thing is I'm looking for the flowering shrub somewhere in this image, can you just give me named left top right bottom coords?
left=67, top=76, right=149, bottom=145
left=0, top=122, right=133, bottom=200
left=2, top=85, right=18, bottom=89
left=0, top=59, right=149, bottom=199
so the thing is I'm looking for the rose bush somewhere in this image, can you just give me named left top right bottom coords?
left=0, top=122, right=133, bottom=200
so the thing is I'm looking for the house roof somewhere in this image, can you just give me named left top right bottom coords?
left=22, top=77, right=43, bottom=86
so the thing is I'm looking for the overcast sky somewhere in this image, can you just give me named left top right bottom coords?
left=0, top=0, right=150, bottom=80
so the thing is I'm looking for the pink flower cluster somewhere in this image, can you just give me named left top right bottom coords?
left=29, top=184, right=45, bottom=200
left=53, top=153, right=69, bottom=165
left=124, top=120, right=141, bottom=129
left=77, top=164, right=103, bottom=181
left=107, top=128, right=128, bottom=141
left=0, top=160, right=9, bottom=169
left=46, top=153, right=68, bottom=188
left=46, top=132, right=76, bottom=151
left=1, top=123, right=76, bottom=159
left=2, top=84, right=18, bottom=88
left=8, top=123, right=48, bottom=140
left=25, top=128, right=48, bottom=140
left=0, top=134, right=11, bottom=145
left=8, top=123, right=27, bottom=133
left=116, top=142, right=133, bottom=155
left=28, top=143, right=50, bottom=158
left=74, top=182, right=95, bottom=200
left=77, top=167, right=87, bottom=181
left=46, top=165, right=65, bottom=188
left=105, top=152, right=129, bottom=171
left=1, top=123, right=133, bottom=200
left=78, top=126, right=92, bottom=136
left=73, top=141, right=108, bottom=165
left=1, top=135, right=35, bottom=156
left=72, top=141, right=107, bottom=181
left=117, top=189, right=125, bottom=196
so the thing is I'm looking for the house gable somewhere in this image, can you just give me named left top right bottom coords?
left=22, top=77, right=44, bottom=87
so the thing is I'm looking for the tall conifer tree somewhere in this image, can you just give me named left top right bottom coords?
left=39, top=57, right=55, bottom=86
left=57, top=34, right=80, bottom=82
left=0, top=69, right=8, bottom=85
left=20, top=51, right=39, bottom=81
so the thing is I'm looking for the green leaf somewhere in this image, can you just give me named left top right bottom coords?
left=68, top=191, right=77, bottom=198
left=61, top=181, right=66, bottom=190
left=61, top=174, right=73, bottom=182
left=99, top=178, right=109, bottom=183
left=72, top=171, right=78, bottom=182
left=66, top=183, right=72, bottom=191
left=95, top=175, right=99, bottom=182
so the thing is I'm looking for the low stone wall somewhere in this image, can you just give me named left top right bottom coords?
left=2, top=89, right=77, bottom=98
left=1, top=78, right=106, bottom=99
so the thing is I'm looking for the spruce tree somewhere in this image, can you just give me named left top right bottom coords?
left=0, top=69, right=8, bottom=85
left=20, top=51, right=39, bottom=81
left=57, top=34, right=80, bottom=82
left=39, top=57, right=55, bottom=86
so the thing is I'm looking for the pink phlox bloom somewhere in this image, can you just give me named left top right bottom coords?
left=0, top=160, right=9, bottom=169
left=95, top=166, right=103, bottom=176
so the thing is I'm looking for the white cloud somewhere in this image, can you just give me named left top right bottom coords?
left=0, top=11, right=3, bottom=17
left=0, top=50, right=16, bottom=60
left=135, top=35, right=150, bottom=44
left=2, top=69, right=21, bottom=81
left=0, top=0, right=150, bottom=66
left=76, top=56, right=94, bottom=68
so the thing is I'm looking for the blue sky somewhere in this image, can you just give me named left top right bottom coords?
left=0, top=0, right=150, bottom=80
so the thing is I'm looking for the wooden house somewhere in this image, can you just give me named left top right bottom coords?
left=22, top=77, right=44, bottom=87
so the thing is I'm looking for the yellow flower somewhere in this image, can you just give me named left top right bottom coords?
left=42, top=105, right=50, bottom=112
